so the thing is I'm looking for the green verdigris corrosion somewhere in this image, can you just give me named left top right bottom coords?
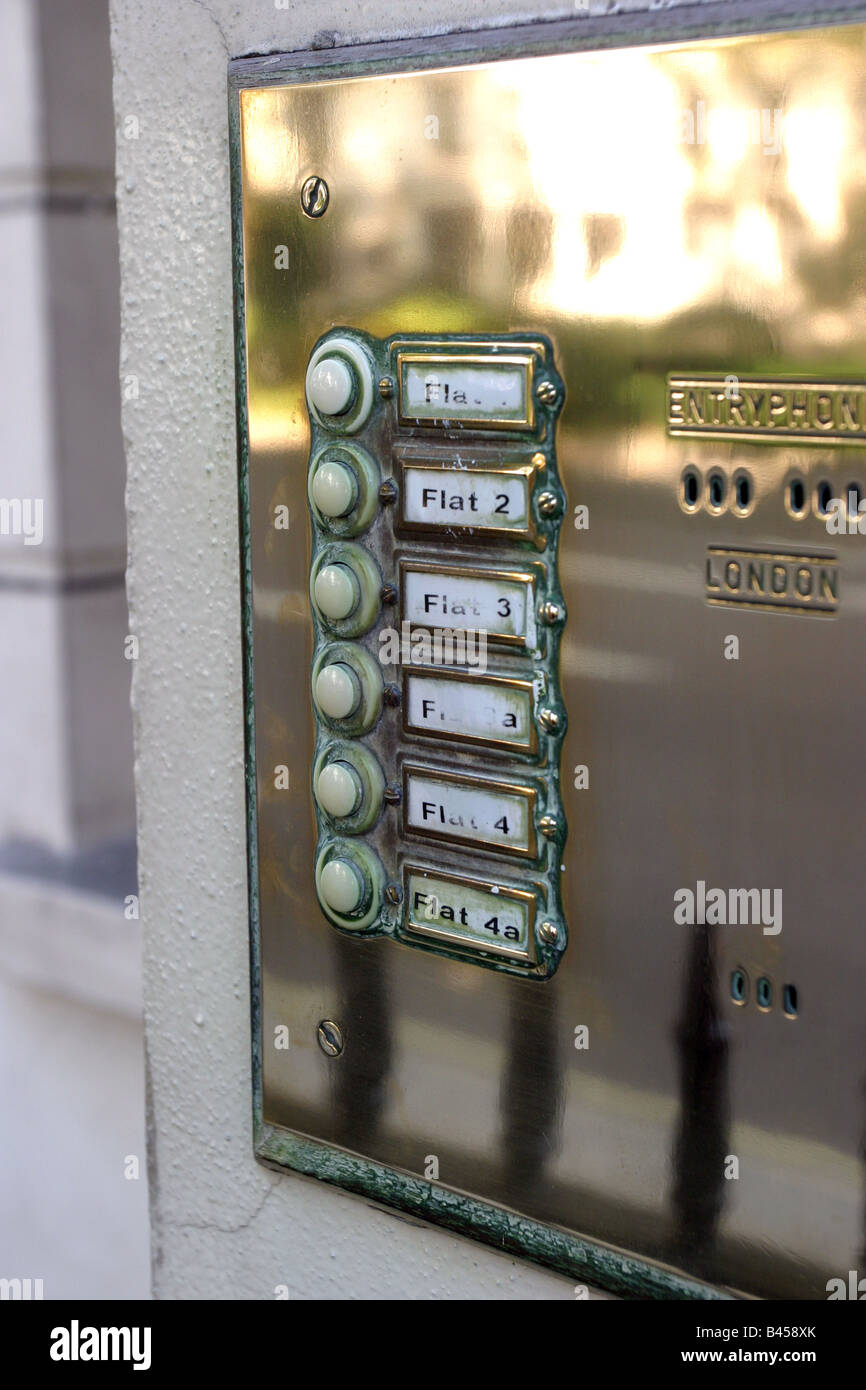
left=255, top=1121, right=730, bottom=1300
left=307, top=327, right=570, bottom=980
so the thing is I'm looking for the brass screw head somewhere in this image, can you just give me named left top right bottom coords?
left=300, top=176, right=329, bottom=218
left=538, top=815, right=558, bottom=839
left=385, top=883, right=402, bottom=905
left=317, top=1019, right=343, bottom=1056
left=538, top=708, right=561, bottom=733
left=540, top=600, right=563, bottom=624
left=378, top=479, right=398, bottom=505
left=538, top=920, right=559, bottom=946
left=536, top=491, right=561, bottom=518
left=378, top=377, right=394, bottom=398
left=535, top=380, right=558, bottom=405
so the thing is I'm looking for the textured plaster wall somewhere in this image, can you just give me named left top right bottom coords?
left=107, top=0, right=745, bottom=1299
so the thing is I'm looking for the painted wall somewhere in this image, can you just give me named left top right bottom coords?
left=0, top=0, right=146, bottom=1303
left=107, top=0, right=752, bottom=1299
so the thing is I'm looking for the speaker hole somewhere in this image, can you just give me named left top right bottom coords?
left=733, top=472, right=752, bottom=513
left=682, top=469, right=700, bottom=509
left=816, top=480, right=834, bottom=516
left=756, top=975, right=773, bottom=1011
left=730, top=968, right=748, bottom=1005
left=707, top=471, right=726, bottom=511
left=789, top=478, right=806, bottom=516
left=783, top=983, right=799, bottom=1018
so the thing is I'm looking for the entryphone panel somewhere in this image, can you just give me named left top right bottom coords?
left=231, top=20, right=866, bottom=1298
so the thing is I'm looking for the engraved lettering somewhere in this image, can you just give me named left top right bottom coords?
left=688, top=390, right=705, bottom=424
left=705, top=547, right=838, bottom=615
left=814, top=392, right=835, bottom=429
left=669, top=377, right=866, bottom=442
left=728, top=393, right=746, bottom=425
left=821, top=567, right=839, bottom=602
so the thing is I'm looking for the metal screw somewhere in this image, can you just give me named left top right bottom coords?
left=538, top=815, right=558, bottom=839
left=300, top=175, right=329, bottom=218
left=538, top=920, right=559, bottom=946
left=317, top=1019, right=344, bottom=1056
left=540, top=600, right=563, bottom=624
left=536, top=491, right=561, bottom=518
left=538, top=708, right=560, bottom=733
left=383, top=683, right=401, bottom=707
left=378, top=479, right=398, bottom=505
left=383, top=785, right=402, bottom=805
left=380, top=583, right=398, bottom=605
left=385, top=883, right=402, bottom=905
left=378, top=377, right=394, bottom=398
left=536, top=380, right=558, bottom=405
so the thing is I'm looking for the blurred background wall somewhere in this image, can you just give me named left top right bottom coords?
left=0, top=0, right=148, bottom=1299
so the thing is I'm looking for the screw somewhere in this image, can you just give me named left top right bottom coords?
left=540, top=600, right=563, bottom=624
left=379, top=377, right=394, bottom=398
left=385, top=883, right=402, bottom=905
left=317, top=1019, right=344, bottom=1056
left=378, top=479, right=398, bottom=505
left=383, top=784, right=402, bottom=805
left=538, top=708, right=561, bottom=733
left=536, top=380, right=558, bottom=405
left=301, top=176, right=329, bottom=218
left=538, top=815, right=558, bottom=839
left=538, top=920, right=559, bottom=946
left=380, top=583, right=398, bottom=605
left=383, top=683, right=401, bottom=707
left=536, top=491, right=561, bottom=518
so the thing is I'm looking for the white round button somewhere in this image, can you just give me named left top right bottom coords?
left=311, top=460, right=356, bottom=518
left=315, top=762, right=362, bottom=818
left=313, top=663, right=360, bottom=720
left=320, top=858, right=364, bottom=914
left=308, top=357, right=355, bottom=417
left=313, top=563, right=359, bottom=621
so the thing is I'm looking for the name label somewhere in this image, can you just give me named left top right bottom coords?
left=399, top=354, right=532, bottom=428
left=401, top=463, right=531, bottom=536
left=404, top=867, right=536, bottom=962
left=669, top=376, right=866, bottom=443
left=401, top=562, right=536, bottom=647
left=403, top=669, right=536, bottom=754
left=404, top=766, right=536, bottom=857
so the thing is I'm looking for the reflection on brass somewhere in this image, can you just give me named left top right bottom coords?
left=402, top=863, right=538, bottom=964
left=668, top=377, right=866, bottom=443
left=705, top=548, right=839, bottom=614
left=402, top=665, right=538, bottom=756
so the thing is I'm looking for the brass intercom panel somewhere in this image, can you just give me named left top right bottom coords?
left=306, top=329, right=568, bottom=975
left=231, top=19, right=866, bottom=1299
